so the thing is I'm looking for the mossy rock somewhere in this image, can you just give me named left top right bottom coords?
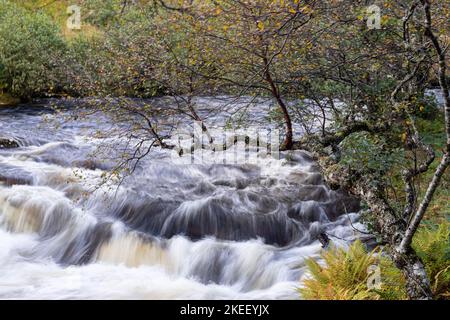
left=0, top=93, right=20, bottom=106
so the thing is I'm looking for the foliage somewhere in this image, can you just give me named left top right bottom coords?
left=416, top=115, right=450, bottom=222
left=300, top=223, right=449, bottom=300
left=83, top=0, right=123, bottom=27
left=299, top=241, right=401, bottom=300
left=414, top=94, right=440, bottom=120
left=340, top=132, right=405, bottom=176
left=0, top=0, right=66, bottom=98
left=413, top=222, right=450, bottom=299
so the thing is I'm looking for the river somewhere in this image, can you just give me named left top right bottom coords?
left=0, top=97, right=365, bottom=299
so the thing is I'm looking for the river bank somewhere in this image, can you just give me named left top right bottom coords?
left=0, top=93, right=20, bottom=107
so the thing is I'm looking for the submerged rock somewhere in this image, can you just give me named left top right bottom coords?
left=0, top=138, right=19, bottom=149
left=0, top=164, right=34, bottom=186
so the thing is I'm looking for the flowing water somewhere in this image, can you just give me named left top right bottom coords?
left=0, top=99, right=363, bottom=300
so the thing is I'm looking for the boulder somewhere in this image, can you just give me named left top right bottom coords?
left=0, top=138, right=19, bottom=149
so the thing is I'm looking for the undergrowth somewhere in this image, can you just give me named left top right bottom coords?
left=300, top=222, right=449, bottom=300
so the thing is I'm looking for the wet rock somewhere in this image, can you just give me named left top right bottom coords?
left=296, top=185, right=330, bottom=202
left=288, top=171, right=324, bottom=185
left=0, top=164, right=34, bottom=186
left=0, top=138, right=19, bottom=149
left=113, top=195, right=302, bottom=247
left=287, top=201, right=327, bottom=224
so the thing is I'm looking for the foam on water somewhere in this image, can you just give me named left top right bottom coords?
left=0, top=99, right=362, bottom=299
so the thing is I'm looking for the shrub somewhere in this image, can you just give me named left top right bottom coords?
left=0, top=0, right=66, bottom=98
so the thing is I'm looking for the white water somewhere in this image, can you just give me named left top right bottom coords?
left=0, top=100, right=363, bottom=300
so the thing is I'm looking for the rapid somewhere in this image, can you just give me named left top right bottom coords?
left=0, top=98, right=363, bottom=299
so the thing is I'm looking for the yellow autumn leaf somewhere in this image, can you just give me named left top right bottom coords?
left=257, top=21, right=264, bottom=31
left=300, top=5, right=312, bottom=14
left=401, top=133, right=407, bottom=142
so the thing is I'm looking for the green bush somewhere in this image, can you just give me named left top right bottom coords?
left=83, top=0, right=122, bottom=27
left=60, top=7, right=164, bottom=97
left=0, top=0, right=66, bottom=98
left=340, top=132, right=405, bottom=176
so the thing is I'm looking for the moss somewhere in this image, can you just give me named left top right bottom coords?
left=0, top=92, right=20, bottom=106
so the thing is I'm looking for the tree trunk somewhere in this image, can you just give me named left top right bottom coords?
left=353, top=180, right=433, bottom=299
left=263, top=62, right=293, bottom=150
left=354, top=183, right=433, bottom=299
left=275, top=96, right=294, bottom=151
left=267, top=77, right=294, bottom=151
left=392, top=249, right=433, bottom=300
left=322, top=165, right=433, bottom=299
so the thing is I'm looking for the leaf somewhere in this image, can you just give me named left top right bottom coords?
left=257, top=21, right=264, bottom=31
